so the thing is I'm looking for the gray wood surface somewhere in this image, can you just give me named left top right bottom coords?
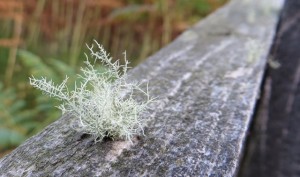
left=241, top=0, right=300, bottom=176
left=0, top=0, right=284, bottom=176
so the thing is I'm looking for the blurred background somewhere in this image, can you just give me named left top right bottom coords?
left=0, top=0, right=227, bottom=156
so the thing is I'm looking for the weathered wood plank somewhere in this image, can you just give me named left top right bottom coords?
left=0, top=0, right=284, bottom=176
left=241, top=0, right=300, bottom=176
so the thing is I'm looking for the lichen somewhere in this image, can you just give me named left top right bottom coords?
left=30, top=40, right=154, bottom=143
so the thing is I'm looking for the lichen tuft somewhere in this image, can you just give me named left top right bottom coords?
left=30, top=40, right=154, bottom=143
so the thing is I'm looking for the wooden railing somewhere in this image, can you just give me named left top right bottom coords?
left=0, top=0, right=284, bottom=176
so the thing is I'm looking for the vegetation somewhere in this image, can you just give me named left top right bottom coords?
left=0, top=0, right=227, bottom=153
left=30, top=40, right=154, bottom=142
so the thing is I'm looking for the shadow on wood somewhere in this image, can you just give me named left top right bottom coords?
left=240, top=0, right=300, bottom=176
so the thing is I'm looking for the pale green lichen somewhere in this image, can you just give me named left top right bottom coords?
left=30, top=40, right=154, bottom=143
left=246, top=39, right=263, bottom=64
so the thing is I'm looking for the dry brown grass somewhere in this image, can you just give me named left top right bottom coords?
left=0, top=0, right=23, bottom=86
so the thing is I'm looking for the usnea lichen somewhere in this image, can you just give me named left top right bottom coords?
left=30, top=40, right=154, bottom=142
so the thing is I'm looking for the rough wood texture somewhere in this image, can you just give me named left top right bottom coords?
left=241, top=0, right=300, bottom=176
left=0, top=0, right=283, bottom=176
